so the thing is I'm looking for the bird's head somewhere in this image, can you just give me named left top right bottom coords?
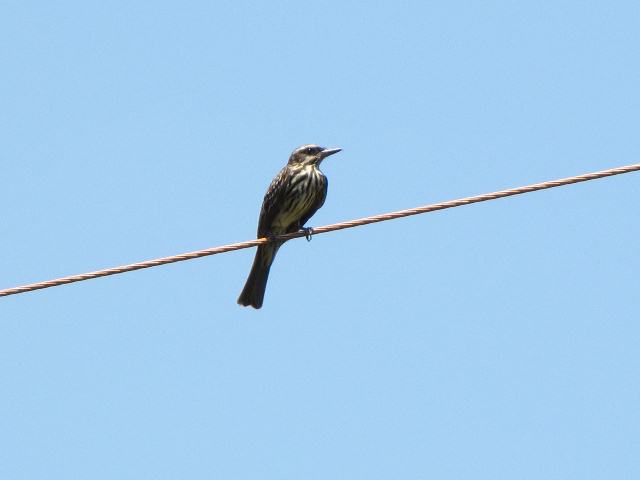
left=288, top=144, right=342, bottom=166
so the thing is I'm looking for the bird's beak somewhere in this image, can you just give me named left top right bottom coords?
left=319, top=147, right=342, bottom=159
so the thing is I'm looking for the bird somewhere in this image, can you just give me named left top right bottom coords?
left=237, top=144, right=342, bottom=309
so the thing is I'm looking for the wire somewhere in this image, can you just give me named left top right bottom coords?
left=1, top=162, right=638, bottom=298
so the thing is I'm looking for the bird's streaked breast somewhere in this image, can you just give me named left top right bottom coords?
left=271, top=165, right=326, bottom=232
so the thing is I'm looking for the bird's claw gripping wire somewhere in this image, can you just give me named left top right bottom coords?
left=302, top=227, right=314, bottom=242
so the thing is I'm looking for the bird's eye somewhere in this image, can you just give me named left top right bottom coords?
left=306, top=147, right=313, bottom=154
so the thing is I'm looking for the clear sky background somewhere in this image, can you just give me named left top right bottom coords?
left=1, top=1, right=639, bottom=478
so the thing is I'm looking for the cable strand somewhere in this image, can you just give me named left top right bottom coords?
left=1, top=162, right=638, bottom=298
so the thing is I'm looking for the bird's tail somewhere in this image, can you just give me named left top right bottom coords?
left=237, top=244, right=280, bottom=309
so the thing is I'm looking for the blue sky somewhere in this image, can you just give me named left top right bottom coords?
left=1, top=1, right=639, bottom=478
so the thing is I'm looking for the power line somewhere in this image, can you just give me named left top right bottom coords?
left=1, top=162, right=638, bottom=298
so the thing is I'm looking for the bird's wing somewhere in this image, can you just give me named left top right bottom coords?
left=257, top=166, right=291, bottom=237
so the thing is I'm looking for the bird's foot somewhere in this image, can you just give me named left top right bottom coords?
left=302, top=227, right=314, bottom=242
